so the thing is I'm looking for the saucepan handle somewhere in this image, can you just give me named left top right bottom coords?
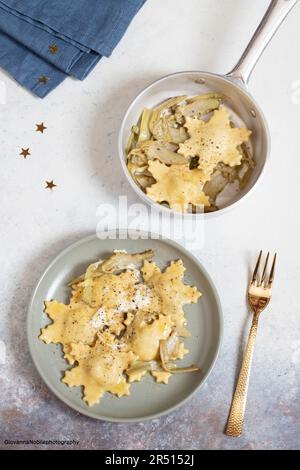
left=227, top=0, right=299, bottom=86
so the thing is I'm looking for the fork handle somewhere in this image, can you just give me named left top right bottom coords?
left=225, top=313, right=259, bottom=437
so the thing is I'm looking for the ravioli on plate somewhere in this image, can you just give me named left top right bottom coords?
left=40, top=250, right=202, bottom=406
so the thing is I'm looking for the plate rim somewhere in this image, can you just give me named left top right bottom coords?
left=27, top=229, right=223, bottom=422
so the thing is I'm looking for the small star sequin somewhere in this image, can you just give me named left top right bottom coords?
left=38, top=75, right=49, bottom=84
left=20, top=148, right=30, bottom=159
left=49, top=43, right=58, bottom=54
left=45, top=180, right=57, bottom=190
left=36, top=122, right=47, bottom=133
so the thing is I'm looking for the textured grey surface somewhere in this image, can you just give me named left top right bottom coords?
left=1, top=0, right=300, bottom=450
left=1, top=235, right=299, bottom=450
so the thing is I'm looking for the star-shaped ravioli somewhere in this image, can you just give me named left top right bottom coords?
left=142, top=260, right=201, bottom=335
left=39, top=250, right=203, bottom=406
left=178, top=107, right=251, bottom=172
left=127, top=313, right=173, bottom=361
left=82, top=270, right=140, bottom=308
left=81, top=269, right=160, bottom=336
left=40, top=300, right=98, bottom=363
left=63, top=339, right=135, bottom=406
left=146, top=160, right=210, bottom=212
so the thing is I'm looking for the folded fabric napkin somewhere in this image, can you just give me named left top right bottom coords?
left=0, top=0, right=146, bottom=97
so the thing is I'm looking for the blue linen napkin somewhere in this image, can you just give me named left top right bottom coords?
left=0, top=4, right=101, bottom=80
left=0, top=0, right=146, bottom=97
left=0, top=30, right=67, bottom=97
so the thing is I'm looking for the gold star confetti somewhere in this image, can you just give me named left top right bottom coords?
left=49, top=43, right=58, bottom=54
left=36, top=122, right=47, bottom=133
left=45, top=180, right=57, bottom=190
left=38, top=75, right=49, bottom=84
left=20, top=148, right=30, bottom=159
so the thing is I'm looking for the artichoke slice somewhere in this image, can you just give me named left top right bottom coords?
left=128, top=149, right=148, bottom=167
left=149, top=95, right=187, bottom=135
left=135, top=174, right=156, bottom=189
left=126, top=360, right=160, bottom=374
left=143, top=141, right=189, bottom=165
left=137, top=108, right=152, bottom=143
left=126, top=125, right=140, bottom=155
left=151, top=115, right=188, bottom=143
left=159, top=338, right=199, bottom=374
left=101, top=250, right=154, bottom=274
left=68, top=251, right=154, bottom=287
left=175, top=97, right=221, bottom=124
left=203, top=169, right=229, bottom=204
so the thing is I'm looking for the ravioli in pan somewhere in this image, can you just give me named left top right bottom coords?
left=126, top=93, right=254, bottom=213
left=40, top=250, right=201, bottom=406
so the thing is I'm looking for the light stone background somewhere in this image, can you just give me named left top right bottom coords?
left=0, top=0, right=299, bottom=451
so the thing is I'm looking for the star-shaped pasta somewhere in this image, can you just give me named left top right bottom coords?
left=40, top=300, right=98, bottom=364
left=178, top=107, right=251, bottom=172
left=40, top=251, right=203, bottom=405
left=142, top=260, right=201, bottom=336
left=146, top=160, right=210, bottom=212
left=63, top=339, right=135, bottom=406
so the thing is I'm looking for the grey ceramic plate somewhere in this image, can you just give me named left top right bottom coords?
left=27, top=231, right=223, bottom=422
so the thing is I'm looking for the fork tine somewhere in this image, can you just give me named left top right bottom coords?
left=267, top=253, right=277, bottom=287
left=251, top=250, right=262, bottom=284
left=260, top=252, right=270, bottom=285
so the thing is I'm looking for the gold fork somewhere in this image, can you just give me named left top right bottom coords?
left=225, top=251, right=277, bottom=437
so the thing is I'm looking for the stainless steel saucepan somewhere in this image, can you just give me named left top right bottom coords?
left=119, top=0, right=299, bottom=216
